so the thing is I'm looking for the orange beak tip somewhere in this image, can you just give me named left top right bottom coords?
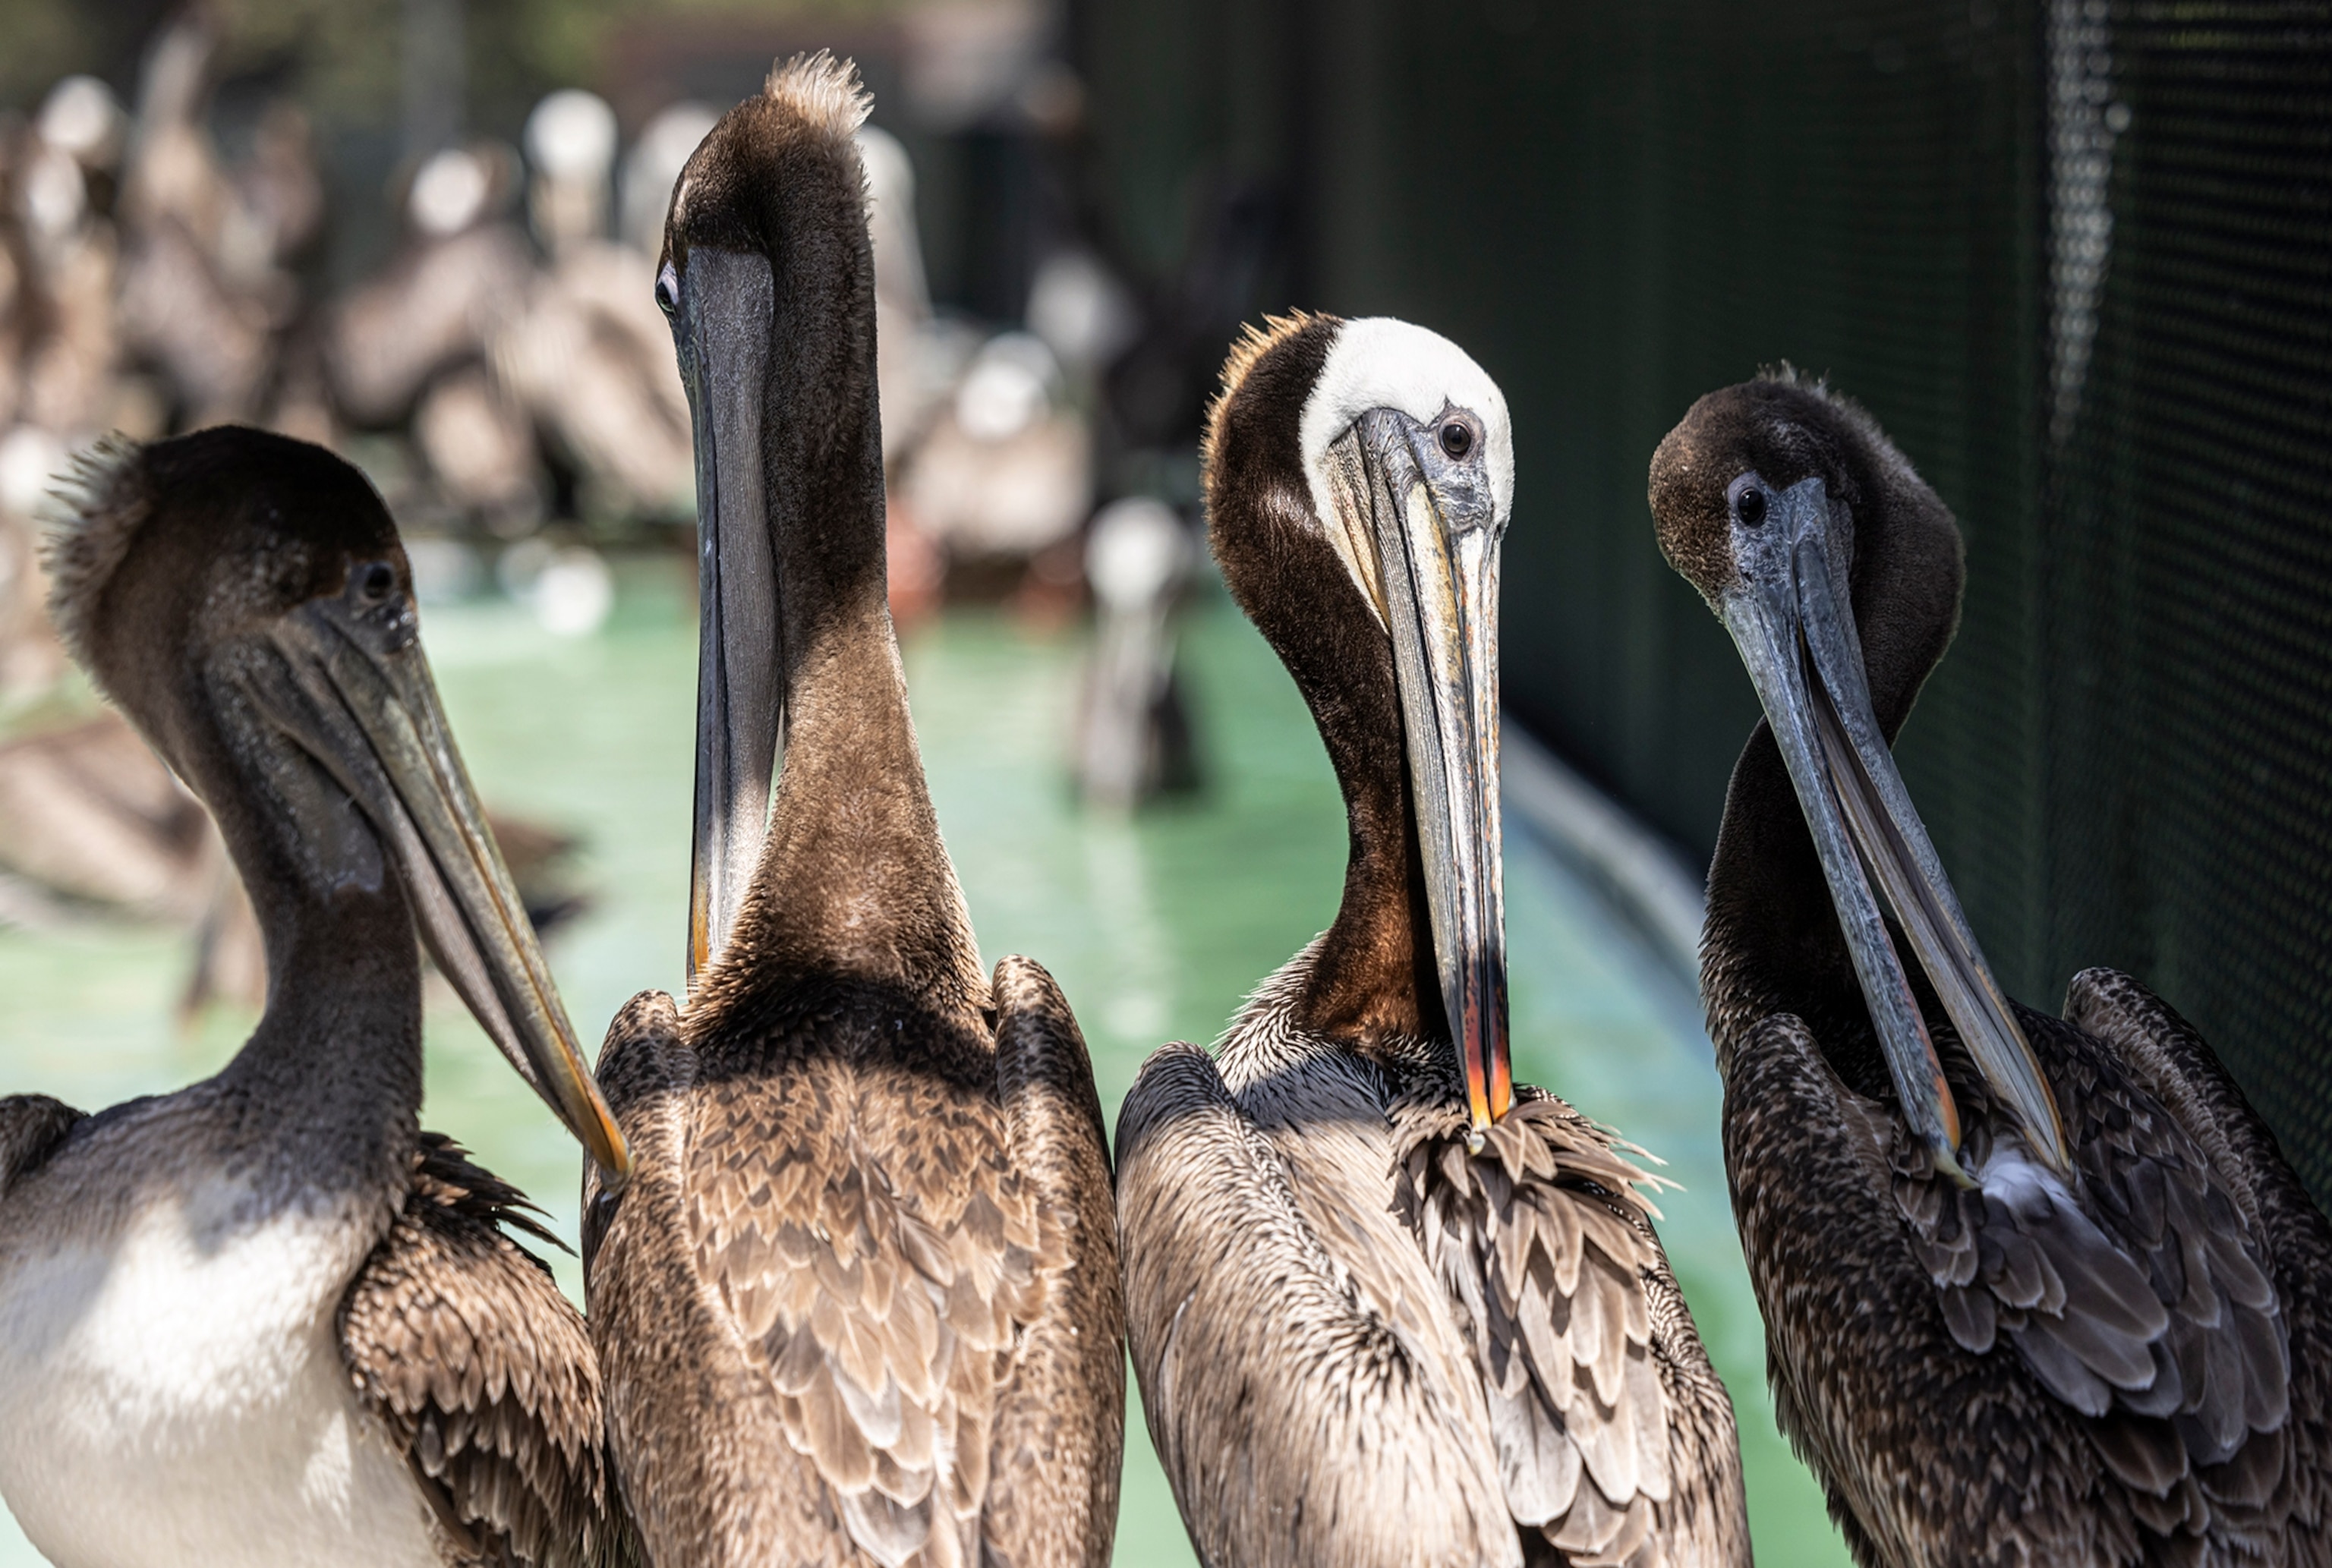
left=592, top=1119, right=633, bottom=1187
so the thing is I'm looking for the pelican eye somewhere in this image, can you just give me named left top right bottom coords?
left=1736, top=487, right=1767, bottom=527
left=654, top=265, right=679, bottom=317
left=1438, top=420, right=1474, bottom=460
left=356, top=562, right=397, bottom=603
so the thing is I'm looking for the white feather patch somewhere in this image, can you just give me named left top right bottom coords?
left=0, top=1183, right=439, bottom=1567
left=1298, top=316, right=1515, bottom=564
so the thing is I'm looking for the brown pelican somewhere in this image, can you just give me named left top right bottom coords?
left=1648, top=375, right=2332, bottom=1565
left=115, top=12, right=306, bottom=428
left=1074, top=496, right=1197, bottom=809
left=902, top=331, right=1093, bottom=566
left=1115, top=313, right=1750, bottom=1568
left=325, top=153, right=532, bottom=430
left=0, top=427, right=634, bottom=1566
left=582, top=55, right=1124, bottom=1567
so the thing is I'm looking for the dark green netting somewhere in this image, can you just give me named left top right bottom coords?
left=1076, top=0, right=2332, bottom=1199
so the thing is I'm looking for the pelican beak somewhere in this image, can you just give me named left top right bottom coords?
left=1349, top=408, right=1511, bottom=1137
left=664, top=248, right=782, bottom=988
left=1717, top=476, right=2068, bottom=1179
left=267, top=582, right=631, bottom=1184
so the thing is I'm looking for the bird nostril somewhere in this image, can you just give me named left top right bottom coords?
left=1737, top=488, right=1767, bottom=527
left=1439, top=420, right=1474, bottom=460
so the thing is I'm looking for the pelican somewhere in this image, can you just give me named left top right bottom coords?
left=1116, top=313, right=1750, bottom=1568
left=0, top=427, right=635, bottom=1567
left=1647, top=374, right=2332, bottom=1564
left=1075, top=496, right=1198, bottom=809
left=582, top=55, right=1124, bottom=1567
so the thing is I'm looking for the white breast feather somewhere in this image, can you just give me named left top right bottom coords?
left=0, top=1178, right=440, bottom=1568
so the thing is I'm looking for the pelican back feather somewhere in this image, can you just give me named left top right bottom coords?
left=979, top=953, right=1127, bottom=1568
left=1731, top=997, right=2328, bottom=1565
left=587, top=976, right=1112, bottom=1568
left=338, top=1132, right=635, bottom=1568
left=1117, top=1034, right=1521, bottom=1568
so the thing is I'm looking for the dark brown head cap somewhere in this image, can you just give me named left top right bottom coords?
left=1201, top=313, right=1344, bottom=555
left=1648, top=370, right=1936, bottom=602
left=660, top=52, right=871, bottom=273
left=45, top=427, right=402, bottom=728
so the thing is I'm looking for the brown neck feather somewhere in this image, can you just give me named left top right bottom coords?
left=1208, top=322, right=1443, bottom=1051
left=693, top=105, right=984, bottom=1019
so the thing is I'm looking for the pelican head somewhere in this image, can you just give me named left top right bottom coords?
left=46, top=427, right=629, bottom=1180
left=1208, top=313, right=1515, bottom=1135
left=1649, top=374, right=2067, bottom=1179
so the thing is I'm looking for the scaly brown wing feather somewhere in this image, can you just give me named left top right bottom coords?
left=339, top=1132, right=634, bottom=1568
left=1732, top=1005, right=2312, bottom=1565
left=673, top=990, right=1057, bottom=1568
left=2063, top=967, right=2332, bottom=1561
left=1397, top=1085, right=1750, bottom=1567
left=588, top=990, right=819, bottom=1564
left=1889, top=1006, right=2287, bottom=1500
left=978, top=955, right=1124, bottom=1568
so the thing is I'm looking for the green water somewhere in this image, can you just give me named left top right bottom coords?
left=0, top=563, right=1848, bottom=1566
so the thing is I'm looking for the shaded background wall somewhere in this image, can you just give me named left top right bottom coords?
left=1073, top=0, right=2332, bottom=1198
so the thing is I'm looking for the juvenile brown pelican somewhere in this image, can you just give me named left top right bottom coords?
left=1649, top=375, right=2332, bottom=1565
left=0, top=427, right=633, bottom=1567
left=1116, top=313, right=1749, bottom=1568
left=583, top=55, right=1124, bottom=1567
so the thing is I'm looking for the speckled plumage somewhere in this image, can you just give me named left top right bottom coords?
left=1117, top=314, right=1747, bottom=1567
left=1654, top=377, right=2332, bottom=1566
left=585, top=53, right=1123, bottom=1568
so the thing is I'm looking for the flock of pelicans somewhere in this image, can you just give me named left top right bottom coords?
left=0, top=52, right=2324, bottom=1568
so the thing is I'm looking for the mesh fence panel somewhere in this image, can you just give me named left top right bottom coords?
left=2043, top=4, right=2332, bottom=1197
left=1078, top=0, right=2332, bottom=1198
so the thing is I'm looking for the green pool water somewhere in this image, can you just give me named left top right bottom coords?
left=0, top=562, right=1848, bottom=1566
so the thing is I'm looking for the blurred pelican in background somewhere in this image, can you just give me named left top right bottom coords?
left=619, top=102, right=719, bottom=257
left=1075, top=496, right=1197, bottom=808
left=856, top=121, right=948, bottom=626
left=496, top=89, right=694, bottom=527
left=326, top=140, right=540, bottom=531
left=10, top=76, right=131, bottom=446
left=115, top=13, right=319, bottom=430
left=904, top=329, right=1092, bottom=573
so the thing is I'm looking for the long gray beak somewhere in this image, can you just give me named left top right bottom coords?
left=268, top=590, right=631, bottom=1182
left=1350, top=410, right=1511, bottom=1135
left=1719, top=476, right=2069, bottom=1178
left=666, top=248, right=781, bottom=987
